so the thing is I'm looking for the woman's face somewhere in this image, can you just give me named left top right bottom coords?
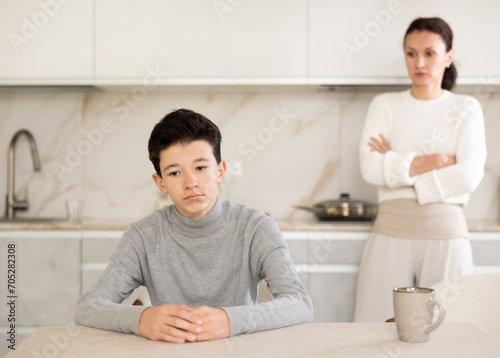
left=404, top=30, right=454, bottom=90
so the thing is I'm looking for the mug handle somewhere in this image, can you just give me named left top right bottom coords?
left=425, top=298, right=446, bottom=335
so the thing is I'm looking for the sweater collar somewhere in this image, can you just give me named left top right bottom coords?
left=405, top=89, right=452, bottom=103
left=168, top=197, right=225, bottom=237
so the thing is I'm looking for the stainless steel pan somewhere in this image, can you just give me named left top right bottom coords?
left=295, top=193, right=377, bottom=221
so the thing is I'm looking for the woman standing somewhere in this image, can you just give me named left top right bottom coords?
left=354, top=17, right=487, bottom=322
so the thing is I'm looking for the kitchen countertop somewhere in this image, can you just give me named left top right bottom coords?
left=1, top=219, right=500, bottom=232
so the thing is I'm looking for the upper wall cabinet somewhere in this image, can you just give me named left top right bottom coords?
left=309, top=0, right=500, bottom=84
left=0, top=0, right=93, bottom=83
left=1, top=1, right=498, bottom=87
left=95, top=0, right=307, bottom=83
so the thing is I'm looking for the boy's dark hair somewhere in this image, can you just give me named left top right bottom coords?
left=148, top=109, right=222, bottom=177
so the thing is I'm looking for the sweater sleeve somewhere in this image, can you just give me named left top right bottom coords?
left=222, top=216, right=313, bottom=336
left=359, top=94, right=417, bottom=188
left=414, top=96, right=487, bottom=205
left=74, top=226, right=148, bottom=336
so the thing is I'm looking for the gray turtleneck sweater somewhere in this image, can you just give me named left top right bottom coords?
left=74, top=198, right=313, bottom=336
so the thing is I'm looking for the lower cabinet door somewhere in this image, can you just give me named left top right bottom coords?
left=1, top=232, right=81, bottom=326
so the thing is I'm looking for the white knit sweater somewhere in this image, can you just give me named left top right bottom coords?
left=359, top=90, right=487, bottom=206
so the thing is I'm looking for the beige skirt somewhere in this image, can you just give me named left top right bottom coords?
left=373, top=199, right=468, bottom=239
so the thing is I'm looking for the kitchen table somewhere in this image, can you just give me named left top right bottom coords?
left=4, top=322, right=500, bottom=358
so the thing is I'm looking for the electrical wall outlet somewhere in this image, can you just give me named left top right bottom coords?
left=227, top=161, right=243, bottom=182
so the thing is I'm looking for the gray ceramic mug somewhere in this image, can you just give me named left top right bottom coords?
left=393, top=287, right=446, bottom=343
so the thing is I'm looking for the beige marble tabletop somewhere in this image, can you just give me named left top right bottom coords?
left=5, top=322, right=500, bottom=358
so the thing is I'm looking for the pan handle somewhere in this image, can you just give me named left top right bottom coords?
left=294, top=205, right=327, bottom=215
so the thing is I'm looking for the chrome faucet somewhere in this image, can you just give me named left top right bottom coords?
left=5, top=129, right=41, bottom=219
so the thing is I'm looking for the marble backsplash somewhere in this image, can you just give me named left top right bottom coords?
left=0, top=88, right=499, bottom=223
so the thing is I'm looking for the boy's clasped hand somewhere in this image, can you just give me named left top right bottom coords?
left=138, top=304, right=230, bottom=343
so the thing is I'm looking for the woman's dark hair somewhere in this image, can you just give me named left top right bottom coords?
left=404, top=17, right=457, bottom=91
left=148, top=109, right=222, bottom=176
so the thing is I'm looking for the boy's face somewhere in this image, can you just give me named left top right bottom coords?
left=152, top=140, right=226, bottom=220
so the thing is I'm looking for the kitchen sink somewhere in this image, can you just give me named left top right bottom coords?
left=0, top=217, right=73, bottom=223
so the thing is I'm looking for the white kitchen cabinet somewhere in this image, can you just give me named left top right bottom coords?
left=0, top=231, right=81, bottom=327
left=0, top=0, right=93, bottom=83
left=81, top=230, right=122, bottom=293
left=95, top=0, right=307, bottom=83
left=469, top=232, right=500, bottom=273
left=0, top=231, right=81, bottom=356
left=81, top=230, right=150, bottom=306
left=284, top=230, right=500, bottom=323
left=283, top=231, right=368, bottom=322
left=309, top=0, right=500, bottom=84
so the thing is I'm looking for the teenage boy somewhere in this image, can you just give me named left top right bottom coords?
left=75, top=109, right=312, bottom=343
